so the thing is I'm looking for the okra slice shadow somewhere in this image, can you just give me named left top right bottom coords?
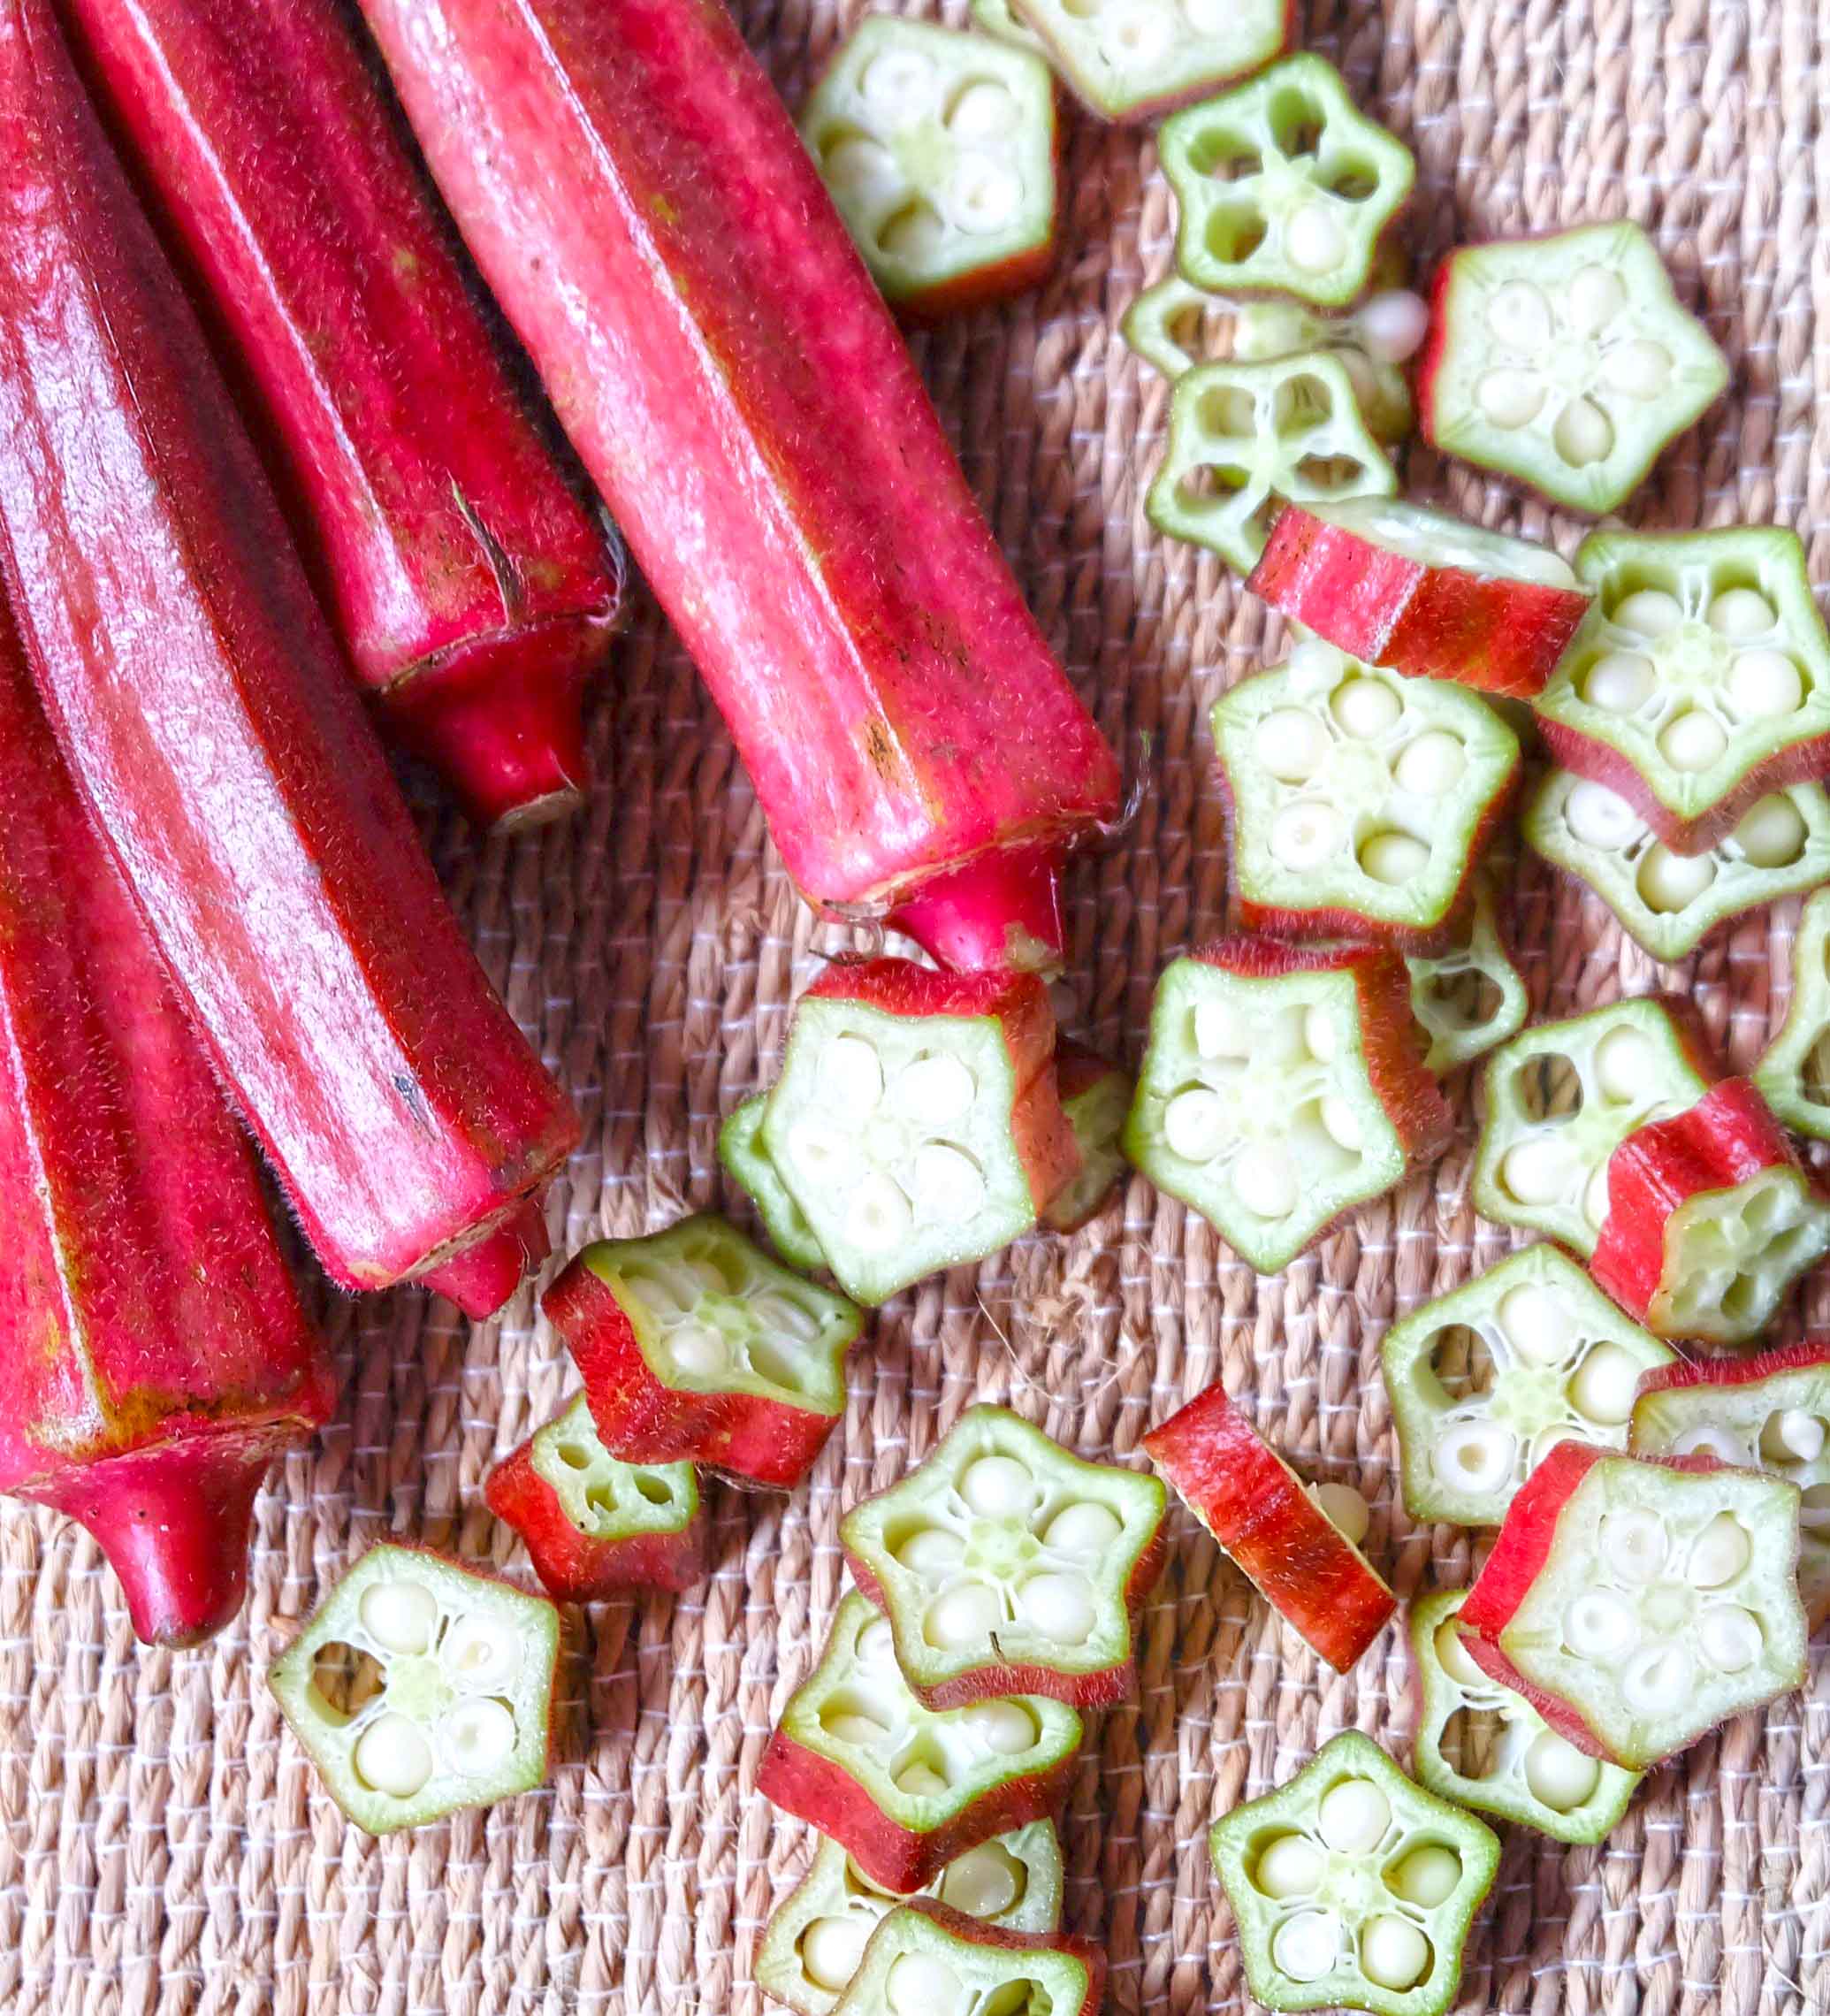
left=827, top=1901, right=1104, bottom=2016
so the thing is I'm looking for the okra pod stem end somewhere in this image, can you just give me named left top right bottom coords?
left=883, top=844, right=1067, bottom=977
left=420, top=1197, right=553, bottom=1318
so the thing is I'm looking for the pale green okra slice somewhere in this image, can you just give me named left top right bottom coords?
left=829, top=1904, right=1100, bottom=2016
left=720, top=1093, right=829, bottom=1273
left=970, top=0, right=1048, bottom=56
left=532, top=1397, right=699, bottom=1544
left=1756, top=885, right=1830, bottom=1140
left=1404, top=877, right=1529, bottom=1074
left=1006, top=0, right=1288, bottom=124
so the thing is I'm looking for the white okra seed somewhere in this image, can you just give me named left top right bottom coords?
left=1390, top=1843, right=1461, bottom=1907
left=897, top=1527, right=967, bottom=1577
left=859, top=50, right=938, bottom=116
left=1487, top=279, right=1552, bottom=348
left=911, top=1142, right=986, bottom=1222
left=1568, top=1344, right=1643, bottom=1427
left=1565, top=263, right=1628, bottom=333
left=924, top=1580, right=1002, bottom=1650
left=887, top=1952, right=964, bottom=2016
left=1734, top=795, right=1809, bottom=868
left=801, top=1915, right=871, bottom=1991
left=1658, top=708, right=1728, bottom=773
left=1760, top=1408, right=1827, bottom=1463
left=1475, top=367, right=1545, bottom=430
left=355, top=1713, right=434, bottom=1799
left=964, top=1700, right=1039, bottom=1754
left=940, top=1842, right=1022, bottom=1915
left=850, top=1172, right=914, bottom=1248
left=440, top=1697, right=517, bottom=1776
left=947, top=80, right=1018, bottom=141
left=1436, top=1419, right=1515, bottom=1495
left=1164, top=1087, right=1229, bottom=1163
left=1613, top=588, right=1684, bottom=638
left=359, top=1578, right=439, bottom=1655
left=1302, top=1005, right=1338, bottom=1064
left=1622, top=1643, right=1694, bottom=1714
left=1393, top=731, right=1467, bottom=797
left=1271, top=801, right=1345, bottom=871
left=1255, top=706, right=1330, bottom=783
left=1582, top=1159, right=1613, bottom=1230
left=1358, top=830, right=1429, bottom=884
left=1316, top=1776, right=1390, bottom=1852
left=1598, top=1505, right=1667, bottom=1580
left=1500, top=1135, right=1573, bottom=1206
left=824, top=136, right=899, bottom=204
left=1361, top=1915, right=1430, bottom=1991
left=1552, top=396, right=1613, bottom=467
left=1433, top=1617, right=1488, bottom=1689
left=1019, top=1570, right=1096, bottom=1645
left=1233, top=1142, right=1299, bottom=1218
left=1582, top=650, right=1655, bottom=714
left=821, top=1033, right=885, bottom=1111
left=1331, top=676, right=1402, bottom=739
left=1271, top=1910, right=1340, bottom=1982
left=1320, top=1095, right=1363, bottom=1154
left=442, top=1612, right=519, bottom=1691
left=668, top=1325, right=728, bottom=1378
left=1496, top=1282, right=1564, bottom=1363
left=1523, top=1730, right=1600, bottom=1811
left=1698, top=1605, right=1763, bottom=1673
left=949, top=157, right=1023, bottom=234
left=894, top=1052, right=976, bottom=1124
left=1688, top=1512, right=1752, bottom=1589
left=1046, top=1501, right=1123, bottom=1557
left=1564, top=1589, right=1636, bottom=1661
left=1727, top=649, right=1804, bottom=718
left=1565, top=779, right=1642, bottom=851
left=1636, top=844, right=1716, bottom=914
left=1593, top=1024, right=1661, bottom=1102
left=1311, top=1481, right=1370, bottom=1546
left=1708, top=587, right=1777, bottom=638
left=961, top=1454, right=1036, bottom=1518
left=1285, top=203, right=1346, bottom=275
left=1254, top=1833, right=1324, bottom=1899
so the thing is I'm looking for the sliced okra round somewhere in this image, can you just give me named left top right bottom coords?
left=1209, top=639, right=1521, bottom=947
left=1758, top=886, right=1830, bottom=1140
left=1471, top=998, right=1713, bottom=1257
left=1526, top=771, right=1830, bottom=963
left=1381, top=1245, right=1674, bottom=1528
left=1460, top=1446, right=1808, bottom=1771
left=758, top=1822, right=1064, bottom=2016
left=757, top=1592, right=1083, bottom=1894
left=1404, top=875, right=1528, bottom=1075
left=1535, top=525, right=1830, bottom=851
left=1419, top=221, right=1729, bottom=515
left=1409, top=1590, right=1642, bottom=1845
left=1209, top=1730, right=1500, bottom=2016
left=1004, top=0, right=1289, bottom=124
left=1161, top=57, right=1415, bottom=309
left=719, top=1093, right=830, bottom=1273
left=1147, top=352, right=1397, bottom=577
left=1041, top=1043, right=1132, bottom=1232
left=828, top=1902, right=1104, bottom=2016
left=801, top=21, right=1057, bottom=320
left=970, top=0, right=1048, bottom=57
left=842, top=1405, right=1167, bottom=1710
left=268, top=1543, right=560, bottom=1837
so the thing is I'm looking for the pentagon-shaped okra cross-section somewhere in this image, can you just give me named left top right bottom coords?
left=1757, top=886, right=1830, bottom=1142
left=268, top=1544, right=560, bottom=1836
left=801, top=20, right=1057, bottom=320
left=720, top=1094, right=830, bottom=1273
left=1210, top=639, right=1521, bottom=947
left=1042, top=1042, right=1132, bottom=1232
left=544, top=1214, right=862, bottom=1489
left=1162, top=57, right=1415, bottom=308
left=1535, top=526, right=1830, bottom=851
left=758, top=1823, right=1064, bottom=2016
left=1404, top=876, right=1528, bottom=1075
left=1382, top=1245, right=1674, bottom=1527
left=1209, top=1730, right=1500, bottom=2016
left=843, top=1405, right=1168, bottom=1710
left=1007, top=0, right=1288, bottom=124
left=1472, top=998, right=1715, bottom=1256
left=1419, top=220, right=1728, bottom=515
left=1125, top=938, right=1453, bottom=1274
left=757, top=1593, right=1082, bottom=1893
left=830, top=1902, right=1105, bottom=2016
left=1410, top=1590, right=1642, bottom=1844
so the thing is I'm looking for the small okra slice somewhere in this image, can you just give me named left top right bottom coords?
left=268, top=1543, right=560, bottom=1837
left=1381, top=1245, right=1674, bottom=1528
left=1590, top=1079, right=1830, bottom=1346
left=1041, top=1042, right=1131, bottom=1233
left=1125, top=937, right=1453, bottom=1275
left=1404, top=875, right=1528, bottom=1075
left=1410, top=1590, right=1642, bottom=1844
left=758, top=1823, right=1064, bottom=2016
left=759, top=959, right=1080, bottom=1306
left=1247, top=499, right=1590, bottom=700
left=484, top=1396, right=705, bottom=1601
left=1418, top=220, right=1729, bottom=515
left=1209, top=1730, right=1500, bottom=2016
left=1005, top=0, right=1289, bottom=125
left=1471, top=997, right=1715, bottom=1256
left=830, top=1902, right=1105, bottom=2016
left=1210, top=639, right=1521, bottom=949
left=1631, top=1343, right=1830, bottom=1626
left=719, top=1094, right=830, bottom=1273
left=757, top=1593, right=1082, bottom=1893
left=970, top=0, right=1048, bottom=57
left=1144, top=1383, right=1395, bottom=1670
left=1161, top=58, right=1415, bottom=309
left=841, top=1404, right=1168, bottom=1711
left=1760, top=884, right=1830, bottom=1140
left=1459, top=1444, right=1808, bottom=1771
left=1534, top=525, right=1830, bottom=852
left=543, top=1214, right=862, bottom=1489
left=1525, top=772, right=1830, bottom=963
left=1146, top=352, right=1397, bottom=577
left=801, top=21, right=1057, bottom=322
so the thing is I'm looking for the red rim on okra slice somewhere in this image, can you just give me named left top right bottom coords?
left=1247, top=499, right=1591, bottom=700
left=1756, top=885, right=1830, bottom=1141
left=1403, top=874, right=1529, bottom=1075
left=1458, top=1443, right=1808, bottom=1770
left=1209, top=640, right=1521, bottom=950
left=1041, top=1042, right=1131, bottom=1233
left=827, top=1902, right=1105, bottom=2016
left=1144, top=1383, right=1396, bottom=1670
left=268, top=1544, right=560, bottom=1836
left=758, top=1821, right=1064, bottom=2016
left=757, top=1593, right=1082, bottom=1893
left=801, top=20, right=1057, bottom=323
left=1209, top=1730, right=1500, bottom=2016
left=840, top=1405, right=1167, bottom=1711
left=1418, top=220, right=1728, bottom=515
left=1124, top=937, right=1453, bottom=1275
left=544, top=1215, right=862, bottom=1489
left=1534, top=525, right=1830, bottom=852
left=1004, top=0, right=1289, bottom=123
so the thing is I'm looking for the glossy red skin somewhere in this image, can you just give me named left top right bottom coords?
left=1247, top=504, right=1591, bottom=700
left=883, top=1900, right=1108, bottom=2004
left=0, top=0, right=579, bottom=1313
left=63, top=0, right=621, bottom=829
left=1142, top=1381, right=1395, bottom=1671
left=0, top=607, right=332, bottom=1647
left=355, top=0, right=1120, bottom=972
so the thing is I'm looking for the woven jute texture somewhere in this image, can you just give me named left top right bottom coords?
left=5, top=0, right=1826, bottom=2010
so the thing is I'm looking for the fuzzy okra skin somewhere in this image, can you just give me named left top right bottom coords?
left=357, top=0, right=1120, bottom=977
left=1007, top=0, right=1292, bottom=123
left=829, top=1901, right=1104, bottom=2016
left=0, top=0, right=579, bottom=1318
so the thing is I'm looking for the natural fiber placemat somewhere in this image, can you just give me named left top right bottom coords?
left=4, top=0, right=1826, bottom=2010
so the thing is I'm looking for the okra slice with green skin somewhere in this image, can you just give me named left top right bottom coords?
left=719, top=1094, right=829, bottom=1273
left=757, top=1593, right=1083, bottom=1893
left=1209, top=1730, right=1500, bottom=2016
left=1382, top=1246, right=1674, bottom=1528
left=801, top=21, right=1057, bottom=323
left=1210, top=638, right=1521, bottom=949
left=1147, top=352, right=1397, bottom=577
left=1535, top=525, right=1830, bottom=852
left=1525, top=773, right=1830, bottom=963
left=268, top=1543, right=560, bottom=1837
left=1042, top=1042, right=1131, bottom=1233
left=1006, top=0, right=1290, bottom=125
left=842, top=1405, right=1168, bottom=1711
left=758, top=1823, right=1064, bottom=2016
left=1471, top=997, right=1715, bottom=1257
left=759, top=959, right=1080, bottom=1306
left=1418, top=221, right=1729, bottom=515
left=970, top=0, right=1048, bottom=57
left=1125, top=937, right=1453, bottom=1275
left=544, top=1215, right=862, bottom=1489
left=1162, top=57, right=1415, bottom=309
left=1459, top=1444, right=1808, bottom=1770
left=1632, top=1344, right=1830, bottom=1626
left=1757, top=884, right=1830, bottom=1142
left=1410, top=1590, right=1642, bottom=1844
left=830, top=1902, right=1105, bottom=2016
left=1404, top=876, right=1528, bottom=1075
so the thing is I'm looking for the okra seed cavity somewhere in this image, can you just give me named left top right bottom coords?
left=1567, top=263, right=1628, bottom=333
left=824, top=136, right=899, bottom=203
left=1193, top=998, right=1254, bottom=1061
left=857, top=1616, right=896, bottom=1667
left=1321, top=1095, right=1363, bottom=1152
left=912, top=1142, right=987, bottom=1220
left=358, top=1578, right=440, bottom=1656
left=1688, top=1512, right=1753, bottom=1588
left=887, top=1952, right=965, bottom=2016
left=853, top=1172, right=915, bottom=1247
left=1302, top=1006, right=1338, bottom=1063
left=1018, top=1570, right=1097, bottom=1643
left=896, top=1053, right=977, bottom=1124
left=1271, top=1909, right=1341, bottom=1982
left=896, top=1760, right=950, bottom=1796
left=441, top=1698, right=517, bottom=1776
left=964, top=1700, right=1040, bottom=1754
left=822, top=1707, right=892, bottom=1747
left=822, top=1034, right=886, bottom=1111
left=441, top=1613, right=519, bottom=1691
left=1316, top=1776, right=1391, bottom=1852
left=948, top=158, right=1024, bottom=234
left=1599, top=1506, right=1668, bottom=1582
left=1254, top=1833, right=1324, bottom=1898
left=1475, top=368, right=1544, bottom=430
left=880, top=205, right=947, bottom=263
left=1496, top=1282, right=1564, bottom=1363
left=1286, top=203, right=1347, bottom=275
left=1602, top=339, right=1674, bottom=399
left=1432, top=1619, right=1487, bottom=1690
left=1500, top=1135, right=1574, bottom=1206
left=1437, top=1420, right=1514, bottom=1493
left=801, top=1915, right=871, bottom=1991
left=1359, top=830, right=1430, bottom=884
left=941, top=1841, right=1024, bottom=1914
left=897, top=1527, right=968, bottom=1576
left=1565, top=1590, right=1636, bottom=1661
left=1727, top=649, right=1805, bottom=717
left=1045, top=1501, right=1124, bottom=1556
left=1636, top=844, right=1717, bottom=914
left=1235, top=1142, right=1300, bottom=1218
left=669, top=1325, right=728, bottom=1378
left=1393, top=731, right=1468, bottom=797
left=1523, top=1730, right=1600, bottom=1811
left=1552, top=397, right=1614, bottom=467
left=1488, top=279, right=1552, bottom=349
left=1361, top=1914, right=1431, bottom=1990
left=1613, top=588, right=1685, bottom=638
left=1674, top=1424, right=1747, bottom=1464
left=1566, top=778, right=1643, bottom=851
left=860, top=49, right=937, bottom=116
left=962, top=1454, right=1036, bottom=1517
left=1735, top=795, right=1810, bottom=867
left=1255, top=706, right=1330, bottom=783
left=1271, top=801, right=1344, bottom=870
left=1699, top=1605, right=1765, bottom=1673
left=1568, top=1344, right=1643, bottom=1426
left=355, top=1713, right=434, bottom=1798
left=1594, top=1025, right=1661, bottom=1103
left=1311, top=1480, right=1370, bottom=1546
left=1658, top=707, right=1729, bottom=772
left=926, top=1581, right=1003, bottom=1649
left=1622, top=1644, right=1693, bottom=1713
left=1759, top=1408, right=1828, bottom=1463
left=1331, top=676, right=1402, bottom=739
left=1390, top=1843, right=1463, bottom=1908
left=1582, top=650, right=1656, bottom=714
left=1709, top=588, right=1777, bottom=638
left=1164, top=1087, right=1229, bottom=1161
left=947, top=80, right=1019, bottom=141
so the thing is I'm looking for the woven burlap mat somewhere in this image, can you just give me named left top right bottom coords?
left=5, top=0, right=1826, bottom=2009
